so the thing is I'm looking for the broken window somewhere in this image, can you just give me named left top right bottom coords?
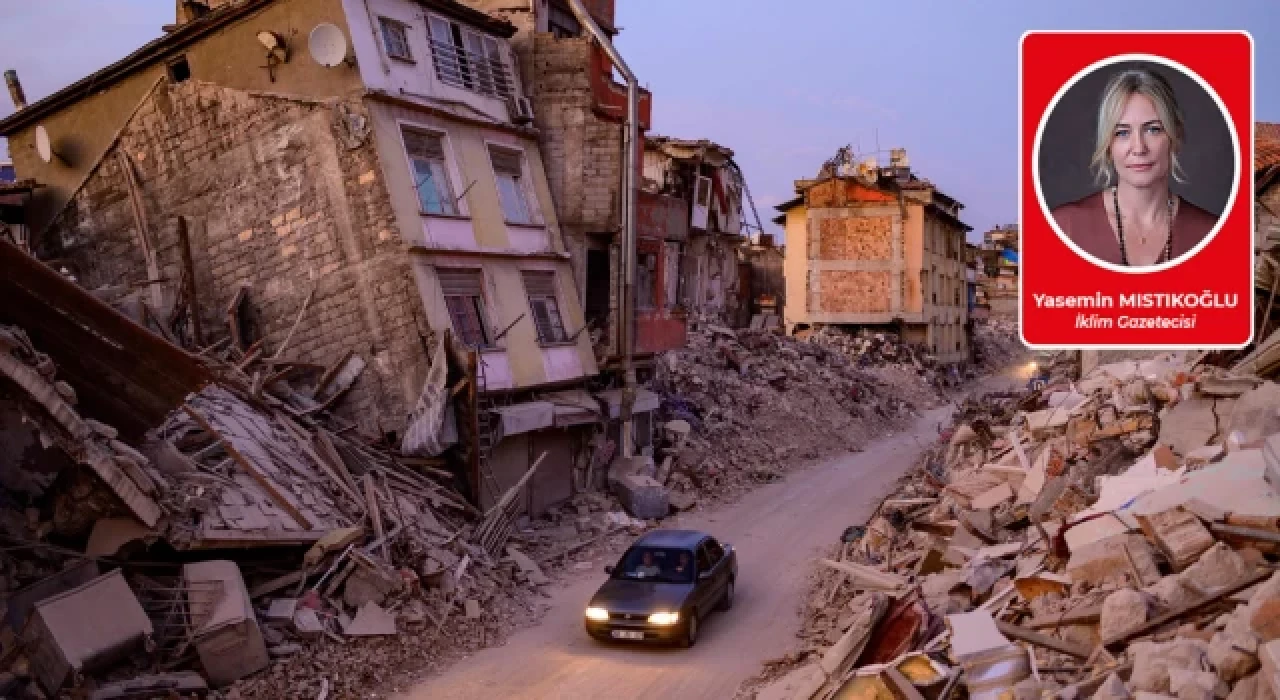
left=379, top=17, right=413, bottom=61
left=490, top=147, right=535, bottom=225
left=426, top=14, right=513, bottom=99
left=167, top=55, right=191, bottom=83
left=438, top=268, right=491, bottom=348
left=691, top=175, right=712, bottom=230
left=635, top=252, right=657, bottom=310
left=521, top=270, right=568, bottom=344
left=664, top=243, right=681, bottom=310
left=402, top=127, right=458, bottom=216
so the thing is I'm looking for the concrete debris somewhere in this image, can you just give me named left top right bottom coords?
left=0, top=306, right=620, bottom=698
left=652, top=318, right=1018, bottom=507
left=741, top=348, right=1280, bottom=700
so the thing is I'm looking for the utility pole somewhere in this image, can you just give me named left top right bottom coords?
left=566, top=0, right=639, bottom=458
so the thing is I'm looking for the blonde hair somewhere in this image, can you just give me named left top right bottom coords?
left=1089, top=67, right=1187, bottom=187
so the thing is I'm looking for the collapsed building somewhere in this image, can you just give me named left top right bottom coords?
left=776, top=147, right=974, bottom=366
left=0, top=0, right=655, bottom=520
left=743, top=347, right=1280, bottom=700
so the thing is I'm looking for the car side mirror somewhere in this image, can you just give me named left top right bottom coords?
left=604, top=565, right=614, bottom=574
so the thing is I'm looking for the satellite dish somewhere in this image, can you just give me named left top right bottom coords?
left=309, top=23, right=348, bottom=67
left=35, top=125, right=53, bottom=164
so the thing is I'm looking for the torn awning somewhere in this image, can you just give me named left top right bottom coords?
left=491, top=401, right=555, bottom=439
left=595, top=388, right=661, bottom=419
left=543, top=389, right=603, bottom=427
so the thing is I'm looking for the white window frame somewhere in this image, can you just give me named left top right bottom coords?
left=484, top=140, right=543, bottom=227
left=378, top=16, right=414, bottom=62
left=691, top=175, right=712, bottom=230
left=425, top=12, right=516, bottom=100
left=396, top=120, right=470, bottom=219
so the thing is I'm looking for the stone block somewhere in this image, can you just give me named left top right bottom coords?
left=611, top=473, right=668, bottom=520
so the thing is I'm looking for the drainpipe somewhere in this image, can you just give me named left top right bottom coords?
left=566, top=0, right=640, bottom=459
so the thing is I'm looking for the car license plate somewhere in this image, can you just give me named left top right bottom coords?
left=611, top=630, right=644, bottom=640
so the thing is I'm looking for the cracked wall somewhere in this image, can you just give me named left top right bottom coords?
left=38, top=80, right=429, bottom=435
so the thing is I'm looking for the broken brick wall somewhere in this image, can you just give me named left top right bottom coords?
left=817, top=216, right=894, bottom=261
left=818, top=271, right=893, bottom=313
left=37, top=80, right=430, bottom=435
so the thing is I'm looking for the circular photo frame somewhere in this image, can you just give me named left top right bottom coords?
left=1032, top=53, right=1240, bottom=274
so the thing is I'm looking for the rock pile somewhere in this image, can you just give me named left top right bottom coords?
left=651, top=322, right=930, bottom=504
left=741, top=349, right=1280, bottom=700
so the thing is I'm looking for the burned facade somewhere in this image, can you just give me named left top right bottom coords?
left=777, top=148, right=973, bottom=364
left=0, top=0, right=602, bottom=517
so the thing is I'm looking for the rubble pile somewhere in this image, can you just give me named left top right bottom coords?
left=651, top=322, right=927, bottom=504
left=0, top=316, right=605, bottom=699
left=742, top=350, right=1280, bottom=700
left=972, top=319, right=1026, bottom=372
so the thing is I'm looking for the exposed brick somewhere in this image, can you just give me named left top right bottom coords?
left=819, top=271, right=892, bottom=313
left=818, top=216, right=892, bottom=261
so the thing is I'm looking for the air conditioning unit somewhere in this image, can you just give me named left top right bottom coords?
left=507, top=96, right=534, bottom=125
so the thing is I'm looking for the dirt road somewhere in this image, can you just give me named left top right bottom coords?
left=398, top=371, right=1024, bottom=700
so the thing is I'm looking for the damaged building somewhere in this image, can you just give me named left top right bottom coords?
left=642, top=136, right=752, bottom=328
left=776, top=147, right=973, bottom=365
left=0, top=0, right=613, bottom=519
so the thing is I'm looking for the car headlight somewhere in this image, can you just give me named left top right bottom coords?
left=647, top=611, right=680, bottom=626
left=585, top=607, right=609, bottom=621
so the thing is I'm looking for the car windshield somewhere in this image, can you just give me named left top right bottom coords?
left=613, top=546, right=695, bottom=584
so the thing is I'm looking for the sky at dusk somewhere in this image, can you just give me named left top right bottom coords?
left=2, top=0, right=1278, bottom=242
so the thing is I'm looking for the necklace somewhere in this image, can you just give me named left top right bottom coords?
left=1112, top=186, right=1174, bottom=266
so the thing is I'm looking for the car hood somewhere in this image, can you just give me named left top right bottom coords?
left=589, top=578, right=693, bottom=615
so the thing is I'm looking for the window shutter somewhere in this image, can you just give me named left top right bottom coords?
left=490, top=148, right=523, bottom=176
left=404, top=130, right=445, bottom=160
left=438, top=268, right=483, bottom=297
left=521, top=270, right=557, bottom=298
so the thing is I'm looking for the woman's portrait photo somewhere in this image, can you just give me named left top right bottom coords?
left=1036, top=58, right=1236, bottom=270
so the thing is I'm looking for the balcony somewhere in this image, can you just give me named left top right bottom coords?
left=428, top=39, right=515, bottom=100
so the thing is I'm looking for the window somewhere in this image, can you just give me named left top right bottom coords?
left=548, top=4, right=581, bottom=38
left=704, top=538, right=725, bottom=566
left=402, top=128, right=458, bottom=216
left=522, top=270, right=568, bottom=344
left=379, top=18, right=412, bottom=61
left=426, top=15, right=513, bottom=99
left=167, top=55, right=191, bottom=83
left=635, top=252, right=657, bottom=310
left=489, top=147, right=535, bottom=224
left=438, top=268, right=491, bottom=348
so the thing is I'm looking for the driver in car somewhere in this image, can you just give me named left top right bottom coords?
left=673, top=552, right=692, bottom=579
left=633, top=551, right=661, bottom=577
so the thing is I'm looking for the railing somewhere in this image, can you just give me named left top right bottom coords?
left=428, top=39, right=515, bottom=100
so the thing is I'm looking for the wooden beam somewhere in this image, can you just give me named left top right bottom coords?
left=1102, top=569, right=1271, bottom=650
left=183, top=403, right=314, bottom=529
left=176, top=216, right=203, bottom=346
left=996, top=620, right=1092, bottom=659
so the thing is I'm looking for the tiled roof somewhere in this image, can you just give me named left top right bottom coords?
left=1258, top=122, right=1280, bottom=173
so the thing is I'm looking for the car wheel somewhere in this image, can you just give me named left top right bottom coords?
left=718, top=578, right=735, bottom=611
left=681, top=612, right=699, bottom=648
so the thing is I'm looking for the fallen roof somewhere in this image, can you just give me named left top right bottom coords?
left=0, top=240, right=212, bottom=439
left=646, top=135, right=735, bottom=165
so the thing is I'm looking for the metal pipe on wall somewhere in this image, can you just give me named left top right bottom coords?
left=565, top=0, right=639, bottom=459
